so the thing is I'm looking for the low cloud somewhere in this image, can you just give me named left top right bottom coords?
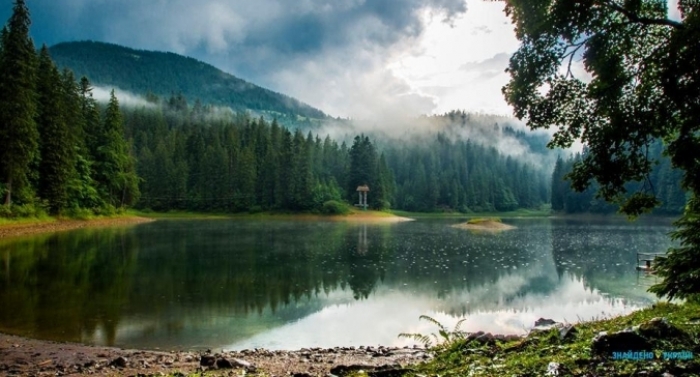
left=92, top=86, right=154, bottom=108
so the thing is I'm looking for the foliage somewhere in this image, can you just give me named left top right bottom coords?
left=502, top=0, right=700, bottom=299
left=551, top=142, right=686, bottom=215
left=321, top=200, right=350, bottom=215
left=0, top=203, right=48, bottom=219
left=466, top=217, right=501, bottom=224
left=405, top=302, right=700, bottom=377
left=36, top=45, right=76, bottom=214
left=398, top=315, right=466, bottom=349
left=0, top=0, right=38, bottom=206
left=0, top=3, right=140, bottom=218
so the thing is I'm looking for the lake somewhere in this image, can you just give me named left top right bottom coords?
left=0, top=217, right=673, bottom=351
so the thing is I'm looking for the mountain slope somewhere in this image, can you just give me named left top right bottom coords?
left=49, top=41, right=327, bottom=120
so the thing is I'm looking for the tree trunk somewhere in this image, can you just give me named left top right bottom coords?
left=4, top=177, right=12, bottom=206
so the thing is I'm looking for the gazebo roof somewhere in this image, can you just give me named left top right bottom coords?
left=356, top=185, right=370, bottom=192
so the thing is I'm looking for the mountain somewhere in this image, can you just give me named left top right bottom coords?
left=49, top=41, right=328, bottom=121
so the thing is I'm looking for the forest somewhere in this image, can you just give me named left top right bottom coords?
left=48, top=41, right=328, bottom=128
left=0, top=0, right=685, bottom=219
left=124, top=98, right=550, bottom=214
left=0, top=1, right=550, bottom=218
left=550, top=144, right=687, bottom=215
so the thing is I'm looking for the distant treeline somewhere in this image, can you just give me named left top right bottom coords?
left=551, top=141, right=687, bottom=215
left=126, top=98, right=550, bottom=213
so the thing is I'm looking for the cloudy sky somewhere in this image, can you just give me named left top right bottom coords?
left=0, top=0, right=527, bottom=118
left=7, top=0, right=647, bottom=120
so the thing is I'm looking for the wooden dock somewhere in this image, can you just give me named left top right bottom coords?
left=636, top=252, right=665, bottom=272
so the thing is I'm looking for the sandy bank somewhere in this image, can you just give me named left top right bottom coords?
left=451, top=220, right=516, bottom=232
left=0, top=216, right=154, bottom=239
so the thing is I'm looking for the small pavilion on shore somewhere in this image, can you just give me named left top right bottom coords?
left=356, top=185, right=369, bottom=210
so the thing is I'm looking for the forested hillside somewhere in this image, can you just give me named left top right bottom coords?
left=551, top=143, right=687, bottom=215
left=49, top=41, right=327, bottom=127
left=124, top=98, right=549, bottom=213
left=0, top=0, right=550, bottom=218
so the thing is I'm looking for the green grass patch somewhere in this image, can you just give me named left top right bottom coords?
left=404, top=302, right=700, bottom=377
left=390, top=208, right=552, bottom=219
left=466, top=217, right=502, bottom=224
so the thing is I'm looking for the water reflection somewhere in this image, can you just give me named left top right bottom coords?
left=0, top=218, right=671, bottom=350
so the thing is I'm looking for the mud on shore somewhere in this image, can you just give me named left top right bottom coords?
left=0, top=333, right=430, bottom=376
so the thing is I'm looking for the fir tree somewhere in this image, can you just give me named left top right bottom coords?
left=35, top=45, right=75, bottom=214
left=0, top=0, right=38, bottom=205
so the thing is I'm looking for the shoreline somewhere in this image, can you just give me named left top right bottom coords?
left=0, top=211, right=413, bottom=240
left=0, top=332, right=430, bottom=376
left=0, top=216, right=155, bottom=240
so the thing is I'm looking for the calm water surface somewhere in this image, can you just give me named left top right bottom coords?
left=0, top=217, right=673, bottom=350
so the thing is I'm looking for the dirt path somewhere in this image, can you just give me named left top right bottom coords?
left=0, top=333, right=429, bottom=376
left=0, top=217, right=155, bottom=239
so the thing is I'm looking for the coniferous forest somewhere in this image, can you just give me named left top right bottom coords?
left=0, top=0, right=685, bottom=218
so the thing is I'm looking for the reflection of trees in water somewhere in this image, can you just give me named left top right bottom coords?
left=3, top=219, right=664, bottom=346
left=550, top=219, right=672, bottom=300
left=0, top=228, right=139, bottom=345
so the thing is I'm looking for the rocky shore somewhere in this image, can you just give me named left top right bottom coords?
left=0, top=333, right=431, bottom=377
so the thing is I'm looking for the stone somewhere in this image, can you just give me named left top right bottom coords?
left=638, top=317, right=687, bottom=340
left=216, top=358, right=234, bottom=369
left=199, top=355, right=216, bottom=367
left=330, top=364, right=374, bottom=376
left=232, top=358, right=254, bottom=370
left=559, top=324, right=577, bottom=341
left=535, top=318, right=557, bottom=327
left=591, top=330, right=651, bottom=357
left=109, top=356, right=127, bottom=368
left=475, top=333, right=496, bottom=345
left=546, top=361, right=562, bottom=376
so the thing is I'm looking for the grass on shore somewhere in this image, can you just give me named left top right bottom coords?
left=466, top=217, right=502, bottom=224
left=390, top=208, right=552, bottom=219
left=396, top=301, right=700, bottom=377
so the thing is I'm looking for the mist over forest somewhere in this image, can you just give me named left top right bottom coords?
left=0, top=35, right=686, bottom=217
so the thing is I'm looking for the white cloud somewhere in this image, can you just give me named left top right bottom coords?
left=92, top=86, right=154, bottom=108
left=388, top=0, right=521, bottom=116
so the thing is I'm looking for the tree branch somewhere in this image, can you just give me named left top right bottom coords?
left=602, top=1, right=684, bottom=29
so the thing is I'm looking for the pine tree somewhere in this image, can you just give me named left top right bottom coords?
left=95, top=90, right=139, bottom=207
left=551, top=156, right=566, bottom=211
left=0, top=0, right=38, bottom=205
left=35, top=45, right=75, bottom=214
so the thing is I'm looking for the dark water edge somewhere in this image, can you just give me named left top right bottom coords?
left=0, top=217, right=673, bottom=350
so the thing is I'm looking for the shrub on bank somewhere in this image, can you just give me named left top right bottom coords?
left=321, top=200, right=350, bottom=215
left=0, top=203, right=49, bottom=219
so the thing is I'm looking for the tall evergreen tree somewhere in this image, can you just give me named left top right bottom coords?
left=35, top=45, right=75, bottom=214
left=95, top=90, right=140, bottom=207
left=0, top=0, right=38, bottom=205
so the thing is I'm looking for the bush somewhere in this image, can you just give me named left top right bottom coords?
left=0, top=203, right=48, bottom=218
left=0, top=205, right=11, bottom=218
left=92, top=204, right=117, bottom=217
left=321, top=200, right=350, bottom=215
left=65, top=207, right=94, bottom=220
left=248, top=205, right=263, bottom=214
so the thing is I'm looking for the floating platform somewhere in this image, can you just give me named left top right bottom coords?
left=636, top=252, right=665, bottom=273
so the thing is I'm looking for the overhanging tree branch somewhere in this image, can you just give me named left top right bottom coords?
left=601, top=0, right=684, bottom=29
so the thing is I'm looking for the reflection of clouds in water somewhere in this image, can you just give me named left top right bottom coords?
left=226, top=273, right=652, bottom=350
